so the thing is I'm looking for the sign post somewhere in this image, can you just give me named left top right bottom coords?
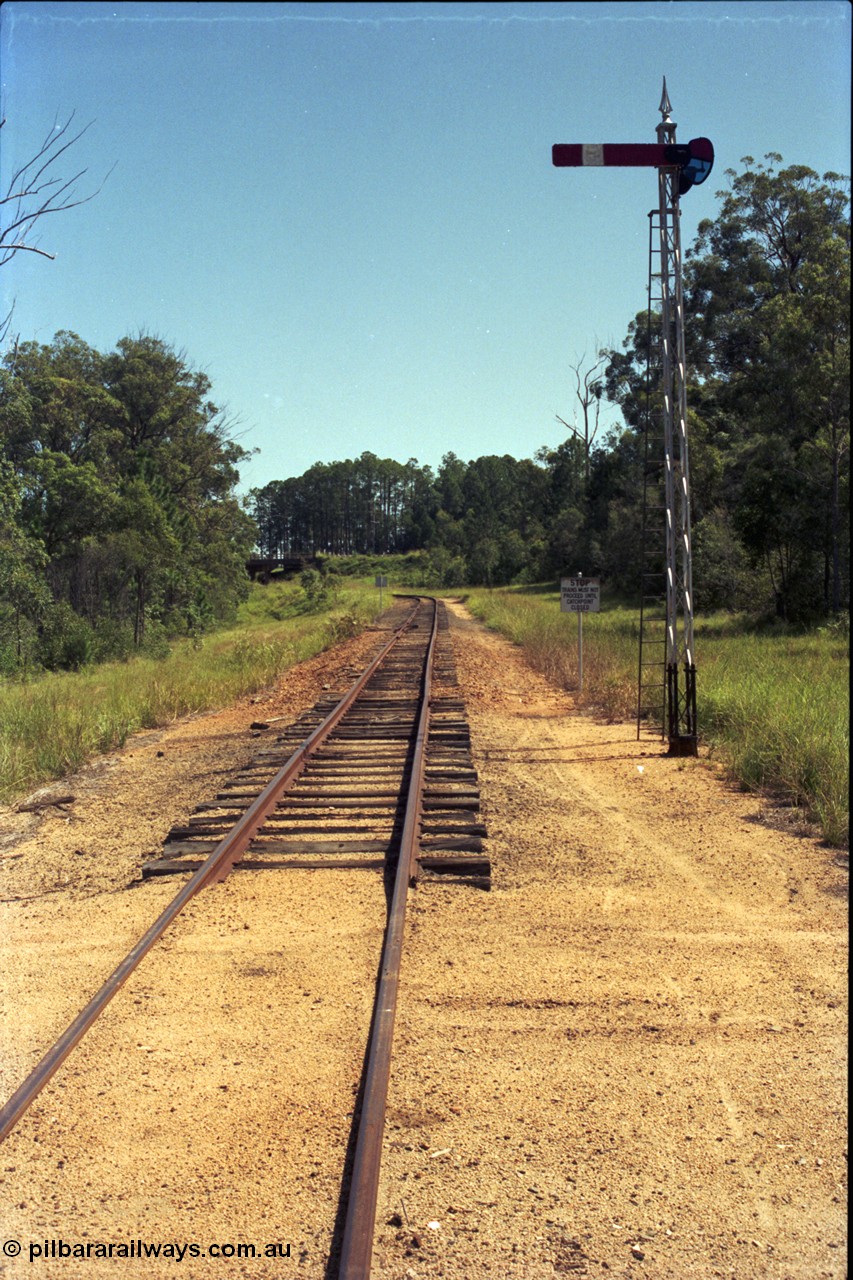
left=578, top=584, right=582, bottom=694
left=560, top=574, right=600, bottom=693
left=374, top=575, right=388, bottom=611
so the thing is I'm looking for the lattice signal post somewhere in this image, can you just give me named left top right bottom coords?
left=552, top=79, right=713, bottom=756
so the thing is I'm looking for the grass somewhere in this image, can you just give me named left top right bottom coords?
left=0, top=579, right=382, bottom=806
left=3, top=574, right=848, bottom=848
left=465, top=586, right=849, bottom=847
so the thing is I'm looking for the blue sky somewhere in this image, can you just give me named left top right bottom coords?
left=1, top=1, right=850, bottom=493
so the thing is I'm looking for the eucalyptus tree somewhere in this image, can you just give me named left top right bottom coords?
left=601, top=156, right=849, bottom=617
left=0, top=332, right=254, bottom=668
left=686, top=155, right=850, bottom=616
left=0, top=458, right=49, bottom=671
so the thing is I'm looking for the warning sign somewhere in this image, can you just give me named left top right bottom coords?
left=560, top=577, right=600, bottom=613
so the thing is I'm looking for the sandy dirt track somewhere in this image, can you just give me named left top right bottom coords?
left=0, top=601, right=847, bottom=1279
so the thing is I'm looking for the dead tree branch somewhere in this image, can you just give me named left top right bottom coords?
left=0, top=112, right=113, bottom=268
left=556, top=351, right=607, bottom=482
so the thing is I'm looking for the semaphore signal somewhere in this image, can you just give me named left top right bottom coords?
left=552, top=137, right=714, bottom=195
left=552, top=78, right=711, bottom=755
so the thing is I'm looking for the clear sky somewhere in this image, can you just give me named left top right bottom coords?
left=1, top=1, right=849, bottom=493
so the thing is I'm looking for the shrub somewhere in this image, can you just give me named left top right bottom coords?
left=38, top=601, right=95, bottom=670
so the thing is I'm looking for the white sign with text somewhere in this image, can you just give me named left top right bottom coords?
left=560, top=577, right=601, bottom=613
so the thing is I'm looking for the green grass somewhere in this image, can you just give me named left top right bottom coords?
left=466, top=587, right=849, bottom=847
left=4, top=575, right=848, bottom=847
left=0, top=579, right=383, bottom=806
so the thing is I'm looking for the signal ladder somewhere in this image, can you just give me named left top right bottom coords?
left=636, top=169, right=698, bottom=754
left=636, top=207, right=668, bottom=740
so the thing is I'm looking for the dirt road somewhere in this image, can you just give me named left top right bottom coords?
left=0, top=602, right=846, bottom=1278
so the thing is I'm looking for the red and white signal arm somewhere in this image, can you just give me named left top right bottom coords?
left=552, top=137, right=714, bottom=194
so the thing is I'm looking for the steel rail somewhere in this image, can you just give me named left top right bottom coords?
left=0, top=600, right=423, bottom=1145
left=338, top=596, right=438, bottom=1279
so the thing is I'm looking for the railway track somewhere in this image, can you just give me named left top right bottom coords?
left=142, top=596, right=487, bottom=884
left=0, top=595, right=488, bottom=1276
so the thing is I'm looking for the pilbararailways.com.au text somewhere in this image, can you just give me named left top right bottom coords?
left=11, top=1239, right=292, bottom=1263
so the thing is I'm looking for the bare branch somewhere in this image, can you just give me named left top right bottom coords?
left=5, top=111, right=90, bottom=194
left=29, top=118, right=94, bottom=193
left=2, top=179, right=66, bottom=206
left=0, top=113, right=111, bottom=270
left=555, top=412, right=580, bottom=438
left=557, top=350, right=609, bottom=482
left=0, top=243, right=57, bottom=266
left=0, top=304, right=14, bottom=347
left=1, top=169, right=89, bottom=232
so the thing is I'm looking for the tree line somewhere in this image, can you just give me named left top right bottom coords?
left=252, top=454, right=435, bottom=560
left=251, top=156, right=849, bottom=621
left=0, top=156, right=848, bottom=677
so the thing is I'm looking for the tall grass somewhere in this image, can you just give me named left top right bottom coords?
left=465, top=587, right=641, bottom=719
left=0, top=580, right=381, bottom=806
left=699, top=631, right=849, bottom=847
left=466, top=587, right=849, bottom=846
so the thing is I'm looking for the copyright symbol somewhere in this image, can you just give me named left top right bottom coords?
left=3, top=1240, right=22, bottom=1257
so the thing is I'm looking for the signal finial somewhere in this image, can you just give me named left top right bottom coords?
left=659, top=76, right=672, bottom=121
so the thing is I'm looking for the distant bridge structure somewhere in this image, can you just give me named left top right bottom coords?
left=245, top=554, right=320, bottom=582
